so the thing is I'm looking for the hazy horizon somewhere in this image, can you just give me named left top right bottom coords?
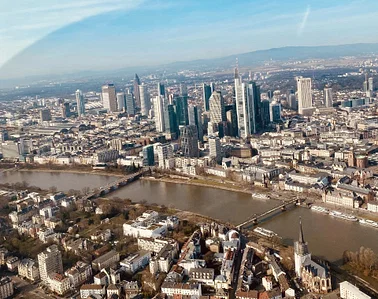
left=1, top=0, right=378, bottom=81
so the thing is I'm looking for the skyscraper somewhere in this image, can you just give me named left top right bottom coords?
left=139, top=84, right=150, bottom=116
left=38, top=245, right=63, bottom=281
left=125, top=89, right=135, bottom=116
left=75, top=89, right=85, bottom=116
left=209, top=136, right=221, bottom=164
left=260, top=100, right=270, bottom=128
left=324, top=87, right=333, bottom=108
left=235, top=81, right=261, bottom=138
left=209, top=91, right=225, bottom=124
left=368, top=77, right=374, bottom=92
left=180, top=125, right=199, bottom=157
left=296, top=77, right=313, bottom=115
left=102, top=84, right=117, bottom=113
left=62, top=102, right=70, bottom=118
left=188, top=105, right=203, bottom=142
left=154, top=95, right=165, bottom=133
left=134, top=74, right=141, bottom=107
left=158, top=82, right=165, bottom=97
left=167, top=104, right=179, bottom=138
left=142, top=145, right=154, bottom=166
left=116, top=92, right=126, bottom=112
left=210, top=82, right=215, bottom=94
left=269, top=101, right=281, bottom=122
left=225, top=104, right=238, bottom=137
left=40, top=108, right=51, bottom=122
left=175, top=96, right=189, bottom=126
left=180, top=83, right=188, bottom=97
left=287, top=89, right=297, bottom=110
left=202, top=83, right=212, bottom=112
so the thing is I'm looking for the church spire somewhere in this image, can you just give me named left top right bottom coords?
left=299, top=217, right=305, bottom=244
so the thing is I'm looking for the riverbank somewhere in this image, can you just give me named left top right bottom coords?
left=142, top=175, right=256, bottom=195
left=4, top=167, right=125, bottom=178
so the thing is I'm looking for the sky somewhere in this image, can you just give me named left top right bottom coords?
left=0, top=0, right=377, bottom=80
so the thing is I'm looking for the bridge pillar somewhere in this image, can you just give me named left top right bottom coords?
left=253, top=218, right=258, bottom=225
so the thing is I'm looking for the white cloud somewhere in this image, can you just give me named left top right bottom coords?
left=297, top=5, right=310, bottom=36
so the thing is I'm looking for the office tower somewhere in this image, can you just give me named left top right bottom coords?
left=154, top=96, right=165, bottom=133
left=116, top=92, right=126, bottom=112
left=156, top=143, right=173, bottom=168
left=62, top=102, right=70, bottom=118
left=226, top=105, right=238, bottom=137
left=125, top=89, right=135, bottom=116
left=17, top=138, right=32, bottom=156
left=267, top=90, right=273, bottom=99
left=210, top=82, right=215, bottom=94
left=102, top=84, right=117, bottom=112
left=202, top=83, right=212, bottom=112
left=158, top=82, right=165, bottom=97
left=142, top=145, right=154, bottom=166
left=166, top=104, right=179, bottom=138
left=209, top=91, right=226, bottom=124
left=175, top=96, right=189, bottom=126
left=369, top=77, right=374, bottom=92
left=269, top=101, right=281, bottom=122
left=209, top=136, right=221, bottom=164
left=296, top=77, right=313, bottom=115
left=134, top=74, right=141, bottom=107
left=324, top=87, right=333, bottom=108
left=180, top=125, right=199, bottom=158
left=139, top=84, right=150, bottom=116
left=287, top=89, right=297, bottom=110
left=40, top=108, right=51, bottom=122
left=260, top=100, right=271, bottom=128
left=75, top=89, right=85, bottom=116
left=188, top=105, right=203, bottom=142
left=38, top=245, right=63, bottom=281
left=180, top=83, right=188, bottom=97
left=235, top=80, right=261, bottom=138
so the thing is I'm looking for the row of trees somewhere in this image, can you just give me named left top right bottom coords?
left=343, top=246, right=378, bottom=276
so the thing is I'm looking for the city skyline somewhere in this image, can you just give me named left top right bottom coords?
left=1, top=0, right=378, bottom=80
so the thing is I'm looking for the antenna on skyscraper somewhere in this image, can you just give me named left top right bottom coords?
left=234, top=58, right=239, bottom=79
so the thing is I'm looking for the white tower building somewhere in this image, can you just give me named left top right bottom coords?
left=296, top=77, right=313, bottom=115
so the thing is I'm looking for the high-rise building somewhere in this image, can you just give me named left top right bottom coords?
left=154, top=96, right=165, bottom=133
left=142, top=145, right=154, bottom=166
left=324, top=87, right=333, bottom=108
left=235, top=80, right=261, bottom=138
left=75, top=89, right=85, bottom=116
left=38, top=245, right=63, bottom=282
left=269, top=101, right=281, bottom=122
left=188, top=105, right=203, bottom=142
left=202, top=84, right=212, bottom=112
left=225, top=105, right=238, bottom=137
left=210, top=82, right=215, bottom=94
left=166, top=104, right=179, bottom=138
left=62, top=102, right=70, bottom=118
left=158, top=82, right=165, bottom=97
left=175, top=96, right=189, bottom=126
left=40, top=108, right=51, bottom=122
left=156, top=143, right=173, bottom=168
left=116, top=92, right=126, bottom=112
left=139, top=84, right=150, bottom=116
left=340, top=281, right=371, bottom=299
left=179, top=83, right=188, bottom=97
left=287, top=89, right=297, bottom=110
left=180, top=125, right=199, bottom=157
left=125, top=89, right=135, bottom=116
left=296, top=77, right=313, bottom=115
left=209, top=91, right=225, bottom=124
left=368, top=77, right=374, bottom=92
left=260, top=100, right=270, bottom=128
left=134, top=74, right=141, bottom=107
left=102, top=84, right=117, bottom=113
left=209, top=136, right=221, bottom=164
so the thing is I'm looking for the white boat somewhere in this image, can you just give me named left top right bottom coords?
left=254, top=227, right=278, bottom=238
left=359, top=218, right=378, bottom=228
left=252, top=193, right=270, bottom=200
left=311, top=205, right=329, bottom=214
left=330, top=211, right=358, bottom=222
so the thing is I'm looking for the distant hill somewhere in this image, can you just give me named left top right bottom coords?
left=165, top=43, right=378, bottom=69
left=1, top=43, right=378, bottom=89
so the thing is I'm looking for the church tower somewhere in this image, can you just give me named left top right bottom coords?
left=294, top=218, right=311, bottom=277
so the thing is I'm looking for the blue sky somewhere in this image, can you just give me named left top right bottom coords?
left=0, top=0, right=377, bottom=79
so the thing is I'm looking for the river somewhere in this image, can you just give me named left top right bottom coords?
left=1, top=170, right=377, bottom=262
